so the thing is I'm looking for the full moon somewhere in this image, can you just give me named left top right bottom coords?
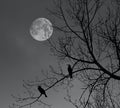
left=30, top=18, right=53, bottom=41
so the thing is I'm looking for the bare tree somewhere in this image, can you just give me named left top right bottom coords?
left=11, top=0, right=120, bottom=108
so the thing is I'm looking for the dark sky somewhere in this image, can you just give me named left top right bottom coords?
left=0, top=0, right=63, bottom=108
left=0, top=1, right=111, bottom=108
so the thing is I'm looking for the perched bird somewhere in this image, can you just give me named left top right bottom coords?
left=67, top=64, right=73, bottom=78
left=37, top=86, right=47, bottom=97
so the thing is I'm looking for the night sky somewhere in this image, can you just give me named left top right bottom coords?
left=1, top=0, right=117, bottom=108
left=0, top=0, right=66, bottom=108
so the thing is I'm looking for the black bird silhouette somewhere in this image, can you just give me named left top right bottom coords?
left=37, top=86, right=47, bottom=97
left=67, top=64, right=73, bottom=78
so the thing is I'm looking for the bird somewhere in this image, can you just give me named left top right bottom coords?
left=67, top=64, right=73, bottom=78
left=37, top=86, right=47, bottom=97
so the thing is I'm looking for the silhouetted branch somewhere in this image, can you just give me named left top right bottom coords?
left=11, top=0, right=120, bottom=108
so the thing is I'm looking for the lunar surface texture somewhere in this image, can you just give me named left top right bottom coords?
left=30, top=18, right=53, bottom=41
